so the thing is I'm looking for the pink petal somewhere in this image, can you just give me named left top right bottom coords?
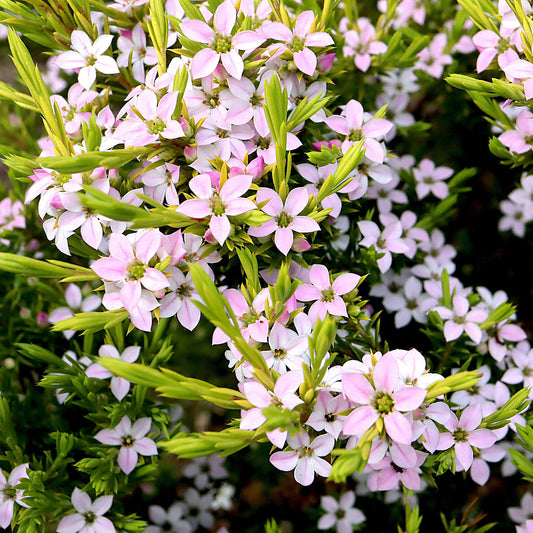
left=210, top=214, right=231, bottom=244
left=191, top=48, right=220, bottom=79
left=343, top=405, right=378, bottom=435
left=118, top=446, right=139, bottom=475
left=180, top=20, right=214, bottom=44
left=57, top=513, right=86, bottom=533
left=342, top=373, right=374, bottom=404
left=274, top=227, right=294, bottom=255
left=384, top=411, right=413, bottom=445
left=293, top=48, right=317, bottom=76
left=455, top=441, right=473, bottom=470
left=270, top=451, right=298, bottom=471
left=135, top=230, right=161, bottom=263
left=141, top=268, right=169, bottom=291
left=134, top=437, right=158, bottom=456
left=373, top=355, right=399, bottom=392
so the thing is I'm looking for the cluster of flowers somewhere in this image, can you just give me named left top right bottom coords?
left=1, top=0, right=530, bottom=529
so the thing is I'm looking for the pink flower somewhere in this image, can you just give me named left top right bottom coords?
left=261, top=11, right=334, bottom=76
left=115, top=91, right=184, bottom=147
left=91, top=230, right=169, bottom=313
left=117, top=24, right=158, bottom=82
left=159, top=267, right=202, bottom=330
left=412, top=159, right=453, bottom=200
left=86, top=345, right=141, bottom=401
left=306, top=391, right=350, bottom=439
left=94, top=415, right=158, bottom=475
left=180, top=0, right=264, bottom=79
left=241, top=371, right=303, bottom=447
left=343, top=18, right=387, bottom=72
left=434, top=295, right=488, bottom=344
left=415, top=33, right=452, bottom=78
left=294, top=264, right=360, bottom=323
left=325, top=100, right=392, bottom=163
left=0, top=464, right=29, bottom=529
left=499, top=109, right=533, bottom=154
left=342, top=354, right=427, bottom=445
left=55, top=31, right=119, bottom=90
left=270, top=430, right=334, bottom=486
left=436, top=404, right=497, bottom=471
left=358, top=220, right=409, bottom=272
left=248, top=188, right=320, bottom=255
left=318, top=491, right=365, bottom=531
left=57, top=488, right=115, bottom=533
left=177, top=174, right=255, bottom=245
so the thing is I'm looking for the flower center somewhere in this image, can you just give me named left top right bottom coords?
left=273, top=348, right=286, bottom=359
left=325, top=412, right=336, bottom=423
left=147, top=118, right=166, bottom=134
left=348, top=129, right=362, bottom=142
left=321, top=287, right=335, bottom=302
left=453, top=427, right=468, bottom=442
left=372, top=391, right=395, bottom=414
left=84, top=511, right=97, bottom=524
left=127, top=261, right=146, bottom=280
left=122, top=435, right=135, bottom=447
left=291, top=36, right=305, bottom=53
left=276, top=211, right=293, bottom=228
left=209, top=193, right=226, bottom=216
left=214, top=35, right=232, bottom=53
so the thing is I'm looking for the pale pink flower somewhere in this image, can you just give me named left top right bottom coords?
left=325, top=100, right=392, bottom=163
left=86, top=345, right=140, bottom=401
left=270, top=430, right=334, bottom=486
left=94, top=415, right=158, bottom=475
left=177, top=174, right=255, bottom=245
left=0, top=464, right=29, bottom=529
left=240, top=370, right=304, bottom=447
left=248, top=188, right=320, bottom=255
left=117, top=24, right=158, bottom=82
left=343, top=18, right=387, bottom=72
left=294, top=264, right=360, bottom=323
left=159, top=267, right=202, bottom=330
left=261, top=321, right=309, bottom=373
left=306, top=391, right=349, bottom=439
left=55, top=30, right=119, bottom=90
left=57, top=488, right=115, bottom=533
left=412, top=159, right=453, bottom=200
left=342, top=353, right=427, bottom=445
left=358, top=220, right=409, bottom=272
left=180, top=0, right=264, bottom=79
left=140, top=162, right=181, bottom=205
left=115, top=91, right=184, bottom=147
left=261, top=11, right=334, bottom=76
left=436, top=404, right=497, bottom=471
left=91, top=231, right=169, bottom=313
left=434, top=295, right=488, bottom=344
left=415, top=33, right=452, bottom=78
left=318, top=491, right=365, bottom=532
left=499, top=109, right=533, bottom=154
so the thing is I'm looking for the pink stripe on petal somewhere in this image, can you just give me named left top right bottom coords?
left=294, top=458, right=315, bottom=486
left=221, top=50, right=244, bottom=79
left=210, top=214, right=231, bottom=245
left=135, top=230, right=161, bottom=263
left=57, top=513, right=85, bottom=533
left=109, top=234, right=134, bottom=263
left=180, top=19, right=214, bottom=44
left=118, top=446, right=138, bottom=475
